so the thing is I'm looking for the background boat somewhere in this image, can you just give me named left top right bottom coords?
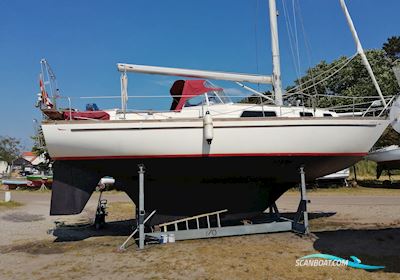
left=366, top=145, right=400, bottom=179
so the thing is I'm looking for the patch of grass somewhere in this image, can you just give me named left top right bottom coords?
left=309, top=217, right=351, bottom=231
left=315, top=186, right=400, bottom=195
left=2, top=212, right=44, bottom=222
left=287, top=186, right=400, bottom=195
left=0, top=237, right=121, bottom=255
left=1, top=234, right=397, bottom=279
left=349, top=160, right=400, bottom=181
left=18, top=188, right=52, bottom=193
left=350, top=160, right=377, bottom=179
left=0, top=240, right=66, bottom=255
left=0, top=200, right=23, bottom=208
left=102, top=189, right=124, bottom=194
left=107, top=202, right=135, bottom=220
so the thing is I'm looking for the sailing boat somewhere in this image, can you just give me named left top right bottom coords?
left=366, top=145, right=400, bottom=179
left=39, top=0, right=392, bottom=222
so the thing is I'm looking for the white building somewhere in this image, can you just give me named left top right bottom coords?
left=0, top=160, right=8, bottom=175
left=22, top=152, right=46, bottom=166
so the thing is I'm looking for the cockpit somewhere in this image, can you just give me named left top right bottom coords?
left=169, top=79, right=232, bottom=111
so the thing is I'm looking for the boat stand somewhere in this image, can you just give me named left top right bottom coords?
left=292, top=166, right=310, bottom=234
left=39, top=182, right=49, bottom=192
left=121, top=164, right=310, bottom=250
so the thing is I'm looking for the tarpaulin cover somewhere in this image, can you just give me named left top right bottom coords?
left=175, top=80, right=222, bottom=111
left=63, top=111, right=110, bottom=120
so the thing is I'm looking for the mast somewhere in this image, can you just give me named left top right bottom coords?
left=269, top=0, right=283, bottom=106
left=339, top=0, right=387, bottom=106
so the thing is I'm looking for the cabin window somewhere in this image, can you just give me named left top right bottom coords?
left=185, top=95, right=206, bottom=107
left=264, top=111, right=277, bottom=117
left=240, top=111, right=277, bottom=117
left=207, top=92, right=224, bottom=104
left=299, top=112, right=313, bottom=117
left=323, top=113, right=332, bottom=117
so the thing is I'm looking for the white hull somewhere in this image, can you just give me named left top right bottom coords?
left=45, top=116, right=388, bottom=217
left=366, top=145, right=400, bottom=163
left=317, top=168, right=350, bottom=180
left=43, top=117, right=388, bottom=160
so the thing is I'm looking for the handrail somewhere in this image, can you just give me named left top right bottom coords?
left=52, top=92, right=395, bottom=120
left=287, top=92, right=393, bottom=100
left=378, top=95, right=396, bottom=117
left=326, top=100, right=382, bottom=110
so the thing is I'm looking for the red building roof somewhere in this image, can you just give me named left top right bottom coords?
left=22, top=151, right=35, bottom=157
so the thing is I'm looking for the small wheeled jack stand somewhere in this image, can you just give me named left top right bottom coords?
left=94, top=186, right=108, bottom=230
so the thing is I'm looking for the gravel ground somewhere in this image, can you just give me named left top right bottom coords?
left=0, top=187, right=399, bottom=280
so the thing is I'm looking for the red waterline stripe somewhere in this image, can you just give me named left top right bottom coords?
left=53, top=152, right=367, bottom=161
